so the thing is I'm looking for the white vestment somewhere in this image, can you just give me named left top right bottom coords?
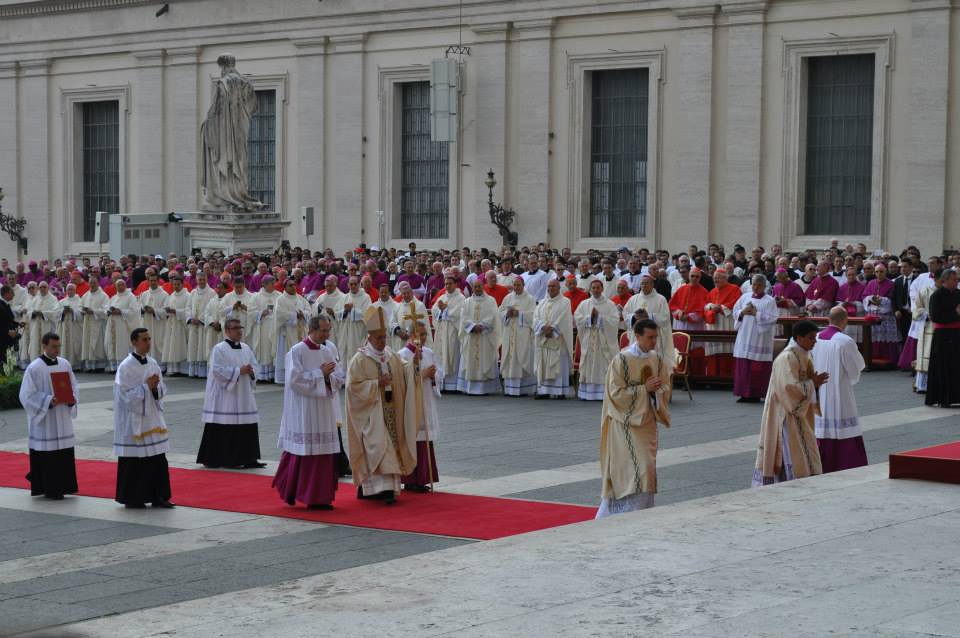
left=203, top=294, right=227, bottom=364
left=185, top=285, right=217, bottom=377
left=622, top=291, right=675, bottom=370
left=113, top=353, right=170, bottom=457
left=431, top=289, right=465, bottom=393
left=732, top=294, right=779, bottom=361
left=574, top=295, right=621, bottom=400
left=812, top=331, right=865, bottom=441
left=159, top=289, right=190, bottom=374
left=374, top=298, right=403, bottom=352
left=315, top=290, right=345, bottom=345
left=278, top=339, right=344, bottom=455
left=80, top=288, right=110, bottom=370
left=391, top=298, right=433, bottom=348
left=138, top=287, right=170, bottom=360
left=27, top=293, right=60, bottom=361
left=58, top=295, right=84, bottom=367
left=273, top=292, right=311, bottom=384
left=398, top=346, right=441, bottom=441
left=499, top=290, right=537, bottom=396
left=203, top=341, right=259, bottom=425
left=457, top=293, right=502, bottom=394
left=521, top=270, right=551, bottom=301
left=20, top=356, right=78, bottom=451
left=534, top=294, right=574, bottom=396
left=104, top=291, right=140, bottom=370
left=17, top=292, right=36, bottom=366
left=220, top=289, right=260, bottom=347
left=335, top=291, right=373, bottom=364
left=252, top=289, right=282, bottom=380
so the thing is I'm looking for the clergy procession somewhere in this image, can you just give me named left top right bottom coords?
left=5, top=238, right=960, bottom=517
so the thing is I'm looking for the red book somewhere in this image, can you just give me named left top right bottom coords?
left=50, top=371, right=75, bottom=405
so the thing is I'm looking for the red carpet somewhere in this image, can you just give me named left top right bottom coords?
left=889, top=441, right=960, bottom=485
left=0, top=451, right=595, bottom=540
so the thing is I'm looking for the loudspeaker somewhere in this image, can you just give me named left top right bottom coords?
left=301, top=206, right=315, bottom=237
left=94, top=211, right=111, bottom=243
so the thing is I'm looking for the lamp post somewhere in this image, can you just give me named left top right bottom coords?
left=484, top=169, right=517, bottom=249
left=0, top=188, right=27, bottom=257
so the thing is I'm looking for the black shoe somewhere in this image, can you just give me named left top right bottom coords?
left=357, top=486, right=368, bottom=499
left=201, top=464, right=221, bottom=469
left=124, top=503, right=146, bottom=509
left=383, top=490, right=396, bottom=505
left=307, top=503, right=335, bottom=510
left=555, top=395, right=566, bottom=400
left=152, top=500, right=176, bottom=509
left=285, top=498, right=296, bottom=506
left=242, top=462, right=268, bottom=469
left=403, top=484, right=431, bottom=493
left=534, top=394, right=547, bottom=400
left=44, top=494, right=65, bottom=500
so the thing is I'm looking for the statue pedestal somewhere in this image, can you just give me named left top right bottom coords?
left=181, top=210, right=291, bottom=255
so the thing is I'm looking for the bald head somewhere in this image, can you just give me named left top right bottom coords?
left=829, top=305, right=848, bottom=329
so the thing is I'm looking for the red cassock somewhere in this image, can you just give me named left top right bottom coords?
left=669, top=283, right=709, bottom=376
left=704, top=283, right=741, bottom=378
left=564, top=288, right=589, bottom=313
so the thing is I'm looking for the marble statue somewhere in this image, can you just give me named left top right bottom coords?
left=200, top=53, right=264, bottom=212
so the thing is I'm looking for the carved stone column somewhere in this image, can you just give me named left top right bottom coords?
left=134, top=50, right=165, bottom=212
left=166, top=47, right=199, bottom=212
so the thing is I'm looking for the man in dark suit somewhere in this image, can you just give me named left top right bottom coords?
left=893, top=257, right=915, bottom=342
left=0, top=286, right=19, bottom=364
left=131, top=255, right=148, bottom=290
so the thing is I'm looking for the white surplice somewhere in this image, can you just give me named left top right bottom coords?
left=203, top=340, right=259, bottom=425
left=159, top=289, right=190, bottom=374
left=335, top=291, right=373, bottom=364
left=104, top=291, right=140, bottom=371
left=278, top=339, right=344, bottom=456
left=457, top=293, right=502, bottom=394
left=499, top=290, right=537, bottom=396
left=58, top=295, right=84, bottom=367
left=431, top=289, right=465, bottom=392
left=27, top=292, right=60, bottom=361
left=20, top=356, right=78, bottom=451
left=80, top=288, right=110, bottom=370
left=273, top=292, right=311, bottom=384
left=185, top=285, right=217, bottom=378
left=574, top=294, right=620, bottom=400
left=113, top=353, right=169, bottom=458
left=732, top=293, right=779, bottom=361
left=533, top=293, right=574, bottom=397
left=812, top=330, right=865, bottom=441
left=138, top=287, right=170, bottom=360
left=398, top=345, right=441, bottom=441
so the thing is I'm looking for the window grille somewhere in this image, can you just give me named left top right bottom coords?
left=81, top=101, right=119, bottom=242
left=401, top=81, right=449, bottom=239
left=248, top=89, right=277, bottom=210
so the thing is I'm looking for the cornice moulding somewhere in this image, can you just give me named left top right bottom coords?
left=0, top=0, right=152, bottom=17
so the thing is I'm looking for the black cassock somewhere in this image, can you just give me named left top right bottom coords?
left=925, top=286, right=960, bottom=407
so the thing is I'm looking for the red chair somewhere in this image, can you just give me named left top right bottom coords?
left=619, top=331, right=630, bottom=349
left=672, top=331, right=694, bottom=401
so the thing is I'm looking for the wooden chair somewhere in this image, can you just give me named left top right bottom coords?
left=672, top=331, right=694, bottom=401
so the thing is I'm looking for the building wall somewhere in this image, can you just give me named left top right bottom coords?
left=0, top=0, right=955, bottom=260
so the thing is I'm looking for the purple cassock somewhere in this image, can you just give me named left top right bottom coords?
left=397, top=273, right=425, bottom=296
left=298, top=272, right=323, bottom=296
left=370, top=270, right=389, bottom=290
left=772, top=280, right=805, bottom=309
left=837, top=280, right=866, bottom=316
left=863, top=278, right=900, bottom=363
left=803, top=274, right=839, bottom=315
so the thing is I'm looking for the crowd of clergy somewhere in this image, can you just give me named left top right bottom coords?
left=5, top=238, right=959, bottom=516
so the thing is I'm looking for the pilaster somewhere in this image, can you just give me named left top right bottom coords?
left=18, top=59, right=50, bottom=258
left=329, top=34, right=364, bottom=251
left=511, top=18, right=553, bottom=246
left=165, top=47, right=198, bottom=212
left=672, top=6, right=716, bottom=247
left=133, top=49, right=164, bottom=212
left=0, top=62, right=18, bottom=256
left=293, top=37, right=327, bottom=250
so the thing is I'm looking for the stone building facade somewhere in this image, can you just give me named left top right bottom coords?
left=0, top=0, right=957, bottom=258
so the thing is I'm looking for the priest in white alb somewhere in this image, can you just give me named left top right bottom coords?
left=732, top=275, right=780, bottom=402
left=80, top=274, right=110, bottom=371
left=27, top=282, right=60, bottom=361
left=220, top=276, right=260, bottom=347
left=273, top=278, right=311, bottom=384
left=431, top=275, right=465, bottom=393
left=622, top=274, right=675, bottom=369
left=253, top=276, right=281, bottom=381
left=597, top=319, right=671, bottom=518
left=20, top=332, right=79, bottom=500
left=197, top=318, right=265, bottom=469
left=391, top=282, right=432, bottom=349
left=57, top=284, right=84, bottom=367
left=373, top=281, right=403, bottom=352
left=574, top=280, right=621, bottom=401
left=315, top=275, right=344, bottom=346
left=104, top=279, right=140, bottom=371
left=457, top=279, right=502, bottom=395
left=159, top=274, right=190, bottom=375
left=534, top=278, right=574, bottom=399
left=185, top=271, right=217, bottom=378
left=397, top=321, right=441, bottom=491
left=272, top=315, right=344, bottom=509
left=812, top=307, right=868, bottom=473
left=113, top=327, right=174, bottom=508
left=346, top=306, right=416, bottom=504
left=499, top=276, right=537, bottom=396
left=138, top=272, right=170, bottom=363
left=335, top=275, right=372, bottom=362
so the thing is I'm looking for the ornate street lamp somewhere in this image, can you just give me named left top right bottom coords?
left=484, top=169, right=517, bottom=249
left=0, top=188, right=27, bottom=254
